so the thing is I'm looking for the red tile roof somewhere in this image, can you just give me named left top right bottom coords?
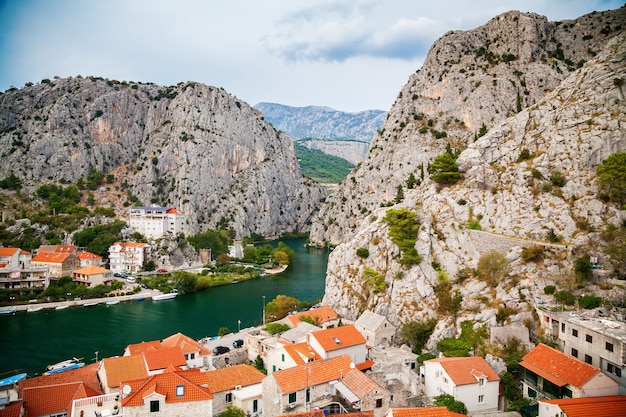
left=126, top=340, right=162, bottom=355
left=341, top=368, right=384, bottom=398
left=520, top=343, right=599, bottom=388
left=288, top=306, right=338, bottom=326
left=31, top=251, right=73, bottom=263
left=143, top=346, right=187, bottom=371
left=38, top=245, right=76, bottom=253
left=76, top=251, right=103, bottom=260
left=19, top=363, right=102, bottom=395
left=309, top=325, right=367, bottom=352
left=541, top=395, right=626, bottom=417
left=387, top=407, right=467, bottom=417
left=0, top=400, right=22, bottom=417
left=0, top=247, right=20, bottom=257
left=102, top=355, right=149, bottom=388
left=272, top=355, right=353, bottom=393
left=73, top=265, right=110, bottom=275
left=425, top=356, right=500, bottom=386
left=205, top=364, right=266, bottom=393
left=161, top=332, right=211, bottom=356
left=284, top=342, right=321, bottom=366
left=121, top=370, right=213, bottom=406
left=22, top=382, right=99, bottom=417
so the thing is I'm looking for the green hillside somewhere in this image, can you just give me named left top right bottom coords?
left=294, top=142, right=354, bottom=183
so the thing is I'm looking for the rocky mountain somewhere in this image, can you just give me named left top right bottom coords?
left=0, top=79, right=326, bottom=238
left=311, top=7, right=626, bottom=340
left=254, top=102, right=386, bottom=163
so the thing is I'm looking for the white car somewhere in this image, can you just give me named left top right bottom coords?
left=126, top=276, right=136, bottom=283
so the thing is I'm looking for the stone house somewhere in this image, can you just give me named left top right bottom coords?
left=161, top=332, right=213, bottom=369
left=31, top=251, right=80, bottom=279
left=204, top=364, right=266, bottom=416
left=308, top=325, right=372, bottom=370
left=354, top=310, right=396, bottom=348
left=72, top=265, right=113, bottom=287
left=423, top=356, right=500, bottom=414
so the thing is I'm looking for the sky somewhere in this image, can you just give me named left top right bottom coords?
left=0, top=0, right=622, bottom=112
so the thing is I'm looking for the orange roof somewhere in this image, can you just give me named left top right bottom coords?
left=73, top=265, right=110, bottom=275
left=38, top=245, right=76, bottom=253
left=113, top=241, right=149, bottom=248
left=162, top=332, right=211, bottom=356
left=341, top=368, right=384, bottom=398
left=309, top=325, right=366, bottom=352
left=541, top=395, right=626, bottom=417
left=166, top=207, right=184, bottom=214
left=204, top=364, right=266, bottom=393
left=102, top=354, right=149, bottom=388
left=0, top=248, right=20, bottom=257
left=0, top=400, right=22, bottom=417
left=388, top=407, right=467, bottom=417
left=121, top=370, right=213, bottom=406
left=76, top=251, right=103, bottom=260
left=20, top=363, right=102, bottom=395
left=288, top=305, right=338, bottom=326
left=426, top=356, right=500, bottom=386
left=127, top=340, right=162, bottom=355
left=22, top=382, right=98, bottom=417
left=278, top=412, right=374, bottom=417
left=31, top=251, right=73, bottom=263
left=20, top=250, right=31, bottom=255
left=520, top=343, right=599, bottom=388
left=272, top=355, right=353, bottom=393
left=284, top=342, right=321, bottom=366
left=143, top=346, right=187, bottom=371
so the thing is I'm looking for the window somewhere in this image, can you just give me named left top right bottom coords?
left=176, top=384, right=184, bottom=397
left=607, top=363, right=622, bottom=377
left=586, top=334, right=593, bottom=343
left=225, top=393, right=232, bottom=403
left=306, top=388, right=310, bottom=403
left=376, top=399, right=383, bottom=408
left=150, top=400, right=160, bottom=412
left=561, top=323, right=565, bottom=332
left=478, top=377, right=485, bottom=387
left=584, top=354, right=592, bottom=364
left=606, top=342, right=614, bottom=352
left=190, top=353, right=195, bottom=359
left=478, top=395, right=484, bottom=403
left=288, top=392, right=296, bottom=404
left=572, top=329, right=578, bottom=337
left=281, top=353, right=285, bottom=362
left=253, top=399, right=258, bottom=413
left=571, top=348, right=578, bottom=358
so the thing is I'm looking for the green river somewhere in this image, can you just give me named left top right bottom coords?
left=0, top=238, right=329, bottom=376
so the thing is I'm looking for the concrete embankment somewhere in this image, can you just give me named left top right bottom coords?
left=10, top=289, right=158, bottom=312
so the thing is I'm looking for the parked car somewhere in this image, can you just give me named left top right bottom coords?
left=157, top=268, right=168, bottom=273
left=113, top=272, right=128, bottom=278
left=213, top=346, right=230, bottom=355
left=232, top=339, right=244, bottom=348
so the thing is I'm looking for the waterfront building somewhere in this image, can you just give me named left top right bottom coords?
left=72, top=265, right=113, bottom=287
left=108, top=241, right=150, bottom=273
left=76, top=250, right=104, bottom=267
left=0, top=247, right=49, bottom=291
left=423, top=356, right=500, bottom=414
left=31, top=251, right=80, bottom=279
left=161, top=332, right=213, bottom=369
left=128, top=206, right=185, bottom=239
left=98, top=355, right=149, bottom=394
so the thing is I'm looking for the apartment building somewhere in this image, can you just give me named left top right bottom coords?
left=128, top=206, right=185, bottom=239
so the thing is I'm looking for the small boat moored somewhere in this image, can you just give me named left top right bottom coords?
left=0, top=306, right=16, bottom=315
left=27, top=306, right=44, bottom=313
left=0, top=372, right=27, bottom=387
left=105, top=299, right=120, bottom=305
left=152, top=289, right=178, bottom=301
left=45, top=357, right=84, bottom=375
left=83, top=302, right=99, bottom=307
left=55, top=304, right=70, bottom=310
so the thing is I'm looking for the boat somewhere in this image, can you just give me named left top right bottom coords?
left=152, top=289, right=178, bottom=301
left=83, top=302, right=99, bottom=307
left=0, top=373, right=27, bottom=387
left=134, top=297, right=145, bottom=301
left=45, top=357, right=84, bottom=375
left=27, top=306, right=44, bottom=313
left=0, top=306, right=16, bottom=314
left=55, top=304, right=70, bottom=310
left=105, top=299, right=120, bottom=305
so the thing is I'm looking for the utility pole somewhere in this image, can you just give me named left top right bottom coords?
left=262, top=295, right=266, bottom=326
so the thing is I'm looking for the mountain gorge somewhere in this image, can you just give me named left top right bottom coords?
left=0, top=80, right=326, bottom=238
left=310, top=7, right=626, bottom=337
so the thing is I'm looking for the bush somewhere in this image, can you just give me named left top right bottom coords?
left=477, top=251, right=509, bottom=287
left=544, top=285, right=556, bottom=295
left=264, top=323, right=290, bottom=335
left=356, top=247, right=369, bottom=258
left=429, top=152, right=460, bottom=184
left=517, top=148, right=532, bottom=162
left=574, top=255, right=593, bottom=282
left=554, top=290, right=575, bottom=306
left=521, top=245, right=545, bottom=262
left=401, top=319, right=437, bottom=353
left=578, top=295, right=602, bottom=309
left=433, top=394, right=468, bottom=414
left=383, top=208, right=422, bottom=266
left=550, top=171, right=567, bottom=187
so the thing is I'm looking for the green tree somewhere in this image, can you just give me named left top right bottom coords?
left=264, top=322, right=290, bottom=335
left=400, top=319, right=437, bottom=353
left=429, top=152, right=460, bottom=184
left=0, top=172, right=22, bottom=190
left=218, top=326, right=231, bottom=337
left=574, top=255, right=593, bottom=283
left=383, top=208, right=422, bottom=266
left=174, top=271, right=198, bottom=294
left=264, top=295, right=299, bottom=322
left=554, top=290, right=575, bottom=307
left=596, top=152, right=626, bottom=206
left=433, top=394, right=468, bottom=414
left=406, top=172, right=418, bottom=189
left=356, top=247, right=369, bottom=258
left=188, top=229, right=231, bottom=256
left=477, top=251, right=509, bottom=287
left=272, top=250, right=289, bottom=265
left=602, top=224, right=626, bottom=278
left=394, top=184, right=404, bottom=204
left=578, top=295, right=602, bottom=309
left=219, top=405, right=246, bottom=417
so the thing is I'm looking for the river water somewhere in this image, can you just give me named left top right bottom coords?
left=0, top=238, right=329, bottom=376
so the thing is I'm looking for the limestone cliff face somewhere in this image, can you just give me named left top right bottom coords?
left=316, top=8, right=626, bottom=342
left=0, top=79, right=326, bottom=238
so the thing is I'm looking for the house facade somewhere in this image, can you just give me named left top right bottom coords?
left=72, top=266, right=113, bottom=287
left=161, top=332, right=213, bottom=369
left=76, top=250, right=104, bottom=267
left=205, top=364, right=265, bottom=417
left=108, top=242, right=150, bottom=273
left=423, top=356, right=500, bottom=414
left=0, top=248, right=48, bottom=291
left=308, top=325, right=369, bottom=368
left=267, top=342, right=320, bottom=374
left=519, top=343, right=619, bottom=400
left=31, top=252, right=80, bottom=278
left=354, top=310, right=396, bottom=348
left=537, top=308, right=626, bottom=393
left=129, top=206, right=185, bottom=239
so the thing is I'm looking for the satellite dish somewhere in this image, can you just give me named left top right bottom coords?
left=122, top=384, right=131, bottom=395
left=350, top=362, right=355, bottom=369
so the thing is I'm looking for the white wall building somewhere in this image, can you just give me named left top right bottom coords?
left=108, top=242, right=150, bottom=273
left=129, top=206, right=185, bottom=239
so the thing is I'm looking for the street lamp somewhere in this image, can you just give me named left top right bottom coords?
left=262, top=295, right=266, bottom=326
left=238, top=319, right=241, bottom=332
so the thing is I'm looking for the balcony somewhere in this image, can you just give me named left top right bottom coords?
left=71, top=393, right=122, bottom=417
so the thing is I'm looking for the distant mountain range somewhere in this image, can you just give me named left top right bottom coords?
left=254, top=102, right=386, bottom=142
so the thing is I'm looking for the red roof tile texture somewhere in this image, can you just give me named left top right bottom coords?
left=204, top=364, right=266, bottom=393
left=31, top=251, right=73, bottom=263
left=161, top=332, right=211, bottom=356
left=288, top=306, right=338, bottom=327
left=143, top=346, right=187, bottom=370
left=272, top=355, right=354, bottom=393
left=20, top=363, right=102, bottom=395
left=309, top=325, right=366, bottom=352
left=520, top=343, right=599, bottom=388
left=0, top=400, right=22, bottom=417
left=121, top=370, right=213, bottom=406
left=284, top=342, right=321, bottom=366
left=22, top=382, right=98, bottom=417
left=126, top=340, right=162, bottom=355
left=102, top=355, right=149, bottom=388
left=388, top=407, right=467, bottom=417
left=425, top=356, right=500, bottom=386
left=0, top=248, right=20, bottom=256
left=541, top=395, right=626, bottom=417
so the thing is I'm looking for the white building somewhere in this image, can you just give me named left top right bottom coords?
left=354, top=310, right=396, bottom=347
left=129, top=206, right=185, bottom=239
left=307, top=325, right=370, bottom=369
left=423, top=356, right=500, bottom=414
left=108, top=242, right=150, bottom=273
